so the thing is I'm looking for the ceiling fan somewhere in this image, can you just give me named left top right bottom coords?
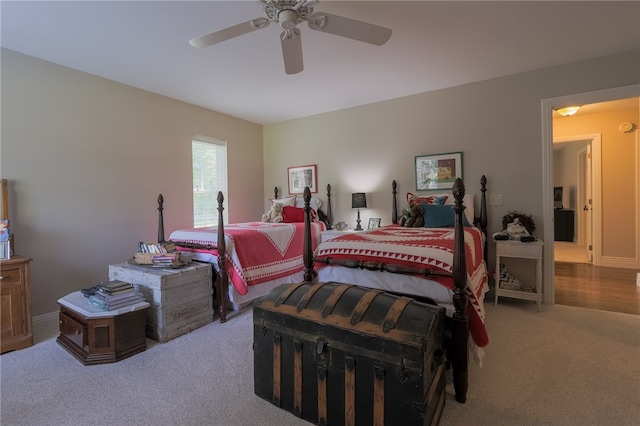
left=189, top=0, right=392, bottom=75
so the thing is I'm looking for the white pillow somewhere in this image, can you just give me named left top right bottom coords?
left=295, top=197, right=322, bottom=212
left=271, top=196, right=296, bottom=208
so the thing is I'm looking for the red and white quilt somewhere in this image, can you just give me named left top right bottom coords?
left=169, top=222, right=326, bottom=296
left=315, top=225, right=489, bottom=347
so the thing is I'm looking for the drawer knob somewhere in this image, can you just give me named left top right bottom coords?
left=74, top=330, right=81, bottom=335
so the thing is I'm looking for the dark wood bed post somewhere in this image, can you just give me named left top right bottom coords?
left=303, top=187, right=314, bottom=282
left=479, top=175, right=488, bottom=260
left=451, top=178, right=469, bottom=403
left=157, top=194, right=165, bottom=243
left=326, top=184, right=333, bottom=229
left=391, top=180, right=398, bottom=225
left=216, top=191, right=229, bottom=323
left=274, top=187, right=279, bottom=199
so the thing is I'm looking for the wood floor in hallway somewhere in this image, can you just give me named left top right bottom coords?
left=554, top=262, right=639, bottom=315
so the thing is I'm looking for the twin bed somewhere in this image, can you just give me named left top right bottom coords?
left=163, top=176, right=489, bottom=404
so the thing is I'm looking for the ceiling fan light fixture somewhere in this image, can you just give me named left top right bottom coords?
left=555, top=106, right=581, bottom=117
left=278, top=9, right=299, bottom=30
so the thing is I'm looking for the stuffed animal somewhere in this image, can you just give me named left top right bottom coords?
left=505, top=218, right=530, bottom=240
left=493, top=211, right=536, bottom=241
left=262, top=203, right=284, bottom=223
left=403, top=203, right=425, bottom=228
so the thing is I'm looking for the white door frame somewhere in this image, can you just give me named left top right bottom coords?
left=541, top=84, right=640, bottom=305
left=553, top=134, right=601, bottom=265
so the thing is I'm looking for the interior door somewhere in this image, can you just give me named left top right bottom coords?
left=578, top=145, right=593, bottom=263
left=585, top=144, right=593, bottom=263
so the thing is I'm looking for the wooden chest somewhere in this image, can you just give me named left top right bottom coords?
left=108, top=261, right=213, bottom=343
left=253, top=282, right=447, bottom=426
left=57, top=291, right=149, bottom=365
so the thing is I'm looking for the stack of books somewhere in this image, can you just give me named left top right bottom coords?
left=88, top=280, right=143, bottom=310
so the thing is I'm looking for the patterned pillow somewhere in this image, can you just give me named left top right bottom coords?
left=406, top=192, right=448, bottom=207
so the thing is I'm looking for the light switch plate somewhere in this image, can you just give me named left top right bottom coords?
left=489, top=194, right=503, bottom=206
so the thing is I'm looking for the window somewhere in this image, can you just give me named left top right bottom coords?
left=192, top=137, right=228, bottom=227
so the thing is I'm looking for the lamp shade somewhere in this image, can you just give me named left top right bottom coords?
left=351, top=193, right=367, bottom=209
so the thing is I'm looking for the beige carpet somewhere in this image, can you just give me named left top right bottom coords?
left=2, top=300, right=639, bottom=425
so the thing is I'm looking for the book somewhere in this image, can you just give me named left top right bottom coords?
left=97, top=280, right=133, bottom=293
left=95, top=288, right=137, bottom=302
left=104, top=287, right=134, bottom=295
left=89, top=293, right=143, bottom=310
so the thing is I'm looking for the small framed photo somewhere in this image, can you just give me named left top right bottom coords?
left=415, top=152, right=463, bottom=190
left=288, top=165, right=318, bottom=194
left=0, top=241, right=10, bottom=260
left=367, top=218, right=381, bottom=230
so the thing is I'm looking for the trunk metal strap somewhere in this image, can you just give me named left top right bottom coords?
left=296, top=282, right=327, bottom=312
left=321, top=284, right=352, bottom=318
left=274, top=282, right=306, bottom=307
left=382, top=296, right=413, bottom=333
left=350, top=289, right=383, bottom=325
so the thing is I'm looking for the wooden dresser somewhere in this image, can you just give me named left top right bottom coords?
left=1, top=255, right=33, bottom=353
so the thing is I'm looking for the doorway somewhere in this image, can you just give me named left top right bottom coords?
left=552, top=135, right=597, bottom=265
left=541, top=84, right=640, bottom=306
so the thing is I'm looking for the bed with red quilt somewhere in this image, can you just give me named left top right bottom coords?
left=304, top=176, right=489, bottom=404
left=169, top=221, right=326, bottom=306
left=166, top=187, right=332, bottom=322
left=314, top=224, right=489, bottom=348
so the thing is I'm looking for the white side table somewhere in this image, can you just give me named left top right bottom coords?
left=494, top=239, right=544, bottom=311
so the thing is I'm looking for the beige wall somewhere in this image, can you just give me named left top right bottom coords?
left=264, top=50, right=640, bottom=271
left=1, top=49, right=264, bottom=316
left=2, top=48, right=639, bottom=316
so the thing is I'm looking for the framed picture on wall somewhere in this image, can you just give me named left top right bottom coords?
left=287, top=164, right=318, bottom=194
left=415, top=152, right=463, bottom=190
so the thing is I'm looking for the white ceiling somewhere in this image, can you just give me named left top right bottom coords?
left=2, top=1, right=639, bottom=125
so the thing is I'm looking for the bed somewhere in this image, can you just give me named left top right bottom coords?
left=301, top=175, right=489, bottom=404
left=163, top=186, right=333, bottom=323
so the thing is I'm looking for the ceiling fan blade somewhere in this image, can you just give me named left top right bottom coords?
left=307, top=12, right=391, bottom=46
left=189, top=18, right=270, bottom=48
left=281, top=28, right=303, bottom=75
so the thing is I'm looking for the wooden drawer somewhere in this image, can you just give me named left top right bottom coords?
left=59, top=311, right=85, bottom=350
left=0, top=266, right=22, bottom=284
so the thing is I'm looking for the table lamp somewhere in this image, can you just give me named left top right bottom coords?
left=351, top=192, right=367, bottom=231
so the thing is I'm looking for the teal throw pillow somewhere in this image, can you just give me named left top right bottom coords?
left=420, top=204, right=471, bottom=228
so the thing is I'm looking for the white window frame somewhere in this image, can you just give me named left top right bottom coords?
left=192, top=136, right=228, bottom=227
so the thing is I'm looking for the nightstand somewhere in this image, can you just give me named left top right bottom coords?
left=321, top=229, right=360, bottom=242
left=494, top=239, right=544, bottom=311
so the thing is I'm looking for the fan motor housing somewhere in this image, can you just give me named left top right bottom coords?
left=278, top=9, right=298, bottom=30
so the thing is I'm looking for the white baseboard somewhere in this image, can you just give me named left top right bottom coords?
left=600, top=256, right=637, bottom=269
left=32, top=311, right=59, bottom=343
left=33, top=311, right=58, bottom=328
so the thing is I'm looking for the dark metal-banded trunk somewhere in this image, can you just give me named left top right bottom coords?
left=253, top=282, right=446, bottom=426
